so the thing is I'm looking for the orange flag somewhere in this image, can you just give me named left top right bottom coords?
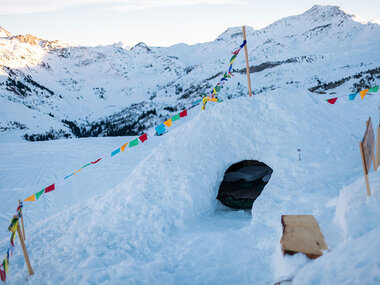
left=121, top=143, right=128, bottom=152
left=360, top=89, right=369, bottom=99
left=24, top=194, right=36, bottom=202
left=164, top=119, right=172, bottom=127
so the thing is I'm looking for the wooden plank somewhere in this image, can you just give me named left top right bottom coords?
left=280, top=215, right=327, bottom=259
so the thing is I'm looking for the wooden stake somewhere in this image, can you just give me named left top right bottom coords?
left=360, top=142, right=371, bottom=196
left=242, top=26, right=252, bottom=97
left=14, top=215, right=34, bottom=276
left=18, top=199, right=26, bottom=241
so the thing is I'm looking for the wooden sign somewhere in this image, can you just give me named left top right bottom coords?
left=360, top=117, right=375, bottom=174
left=359, top=117, right=376, bottom=195
left=280, top=215, right=327, bottom=259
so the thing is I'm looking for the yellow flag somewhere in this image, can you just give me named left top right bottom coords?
left=360, top=89, right=369, bottom=99
left=121, top=143, right=128, bottom=152
left=74, top=169, right=82, bottom=175
left=208, top=98, right=218, bottom=102
left=164, top=119, right=172, bottom=127
left=10, top=220, right=19, bottom=233
left=24, top=194, right=36, bottom=202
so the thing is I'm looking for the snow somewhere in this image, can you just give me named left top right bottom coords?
left=1, top=87, right=379, bottom=283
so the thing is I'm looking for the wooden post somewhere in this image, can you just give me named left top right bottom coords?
left=18, top=199, right=26, bottom=241
left=14, top=216, right=34, bottom=275
left=375, top=126, right=380, bottom=171
left=360, top=142, right=371, bottom=196
left=242, top=26, right=252, bottom=97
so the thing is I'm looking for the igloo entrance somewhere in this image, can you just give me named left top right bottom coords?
left=217, top=160, right=273, bottom=210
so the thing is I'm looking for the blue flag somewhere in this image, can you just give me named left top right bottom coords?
left=111, top=148, right=121, bottom=157
left=155, top=124, right=166, bottom=135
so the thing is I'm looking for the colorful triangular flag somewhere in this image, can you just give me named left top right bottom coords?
left=35, top=189, right=45, bottom=200
left=349, top=92, right=358, bottom=100
left=44, top=183, right=55, bottom=193
left=326, top=97, right=338, bottom=104
left=163, top=119, right=172, bottom=127
left=139, top=133, right=148, bottom=143
left=368, top=86, right=378, bottom=92
left=155, top=124, right=166, bottom=135
left=121, top=143, right=128, bottom=152
left=179, top=110, right=187, bottom=118
left=129, top=138, right=139, bottom=148
left=24, top=194, right=36, bottom=202
left=360, top=89, right=369, bottom=99
left=172, top=114, right=180, bottom=121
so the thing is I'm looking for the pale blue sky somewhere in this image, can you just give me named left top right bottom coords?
left=0, top=0, right=378, bottom=47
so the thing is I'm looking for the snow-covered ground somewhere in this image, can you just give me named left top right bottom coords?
left=1, top=88, right=379, bottom=284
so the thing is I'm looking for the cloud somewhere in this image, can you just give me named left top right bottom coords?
left=0, top=0, right=248, bottom=15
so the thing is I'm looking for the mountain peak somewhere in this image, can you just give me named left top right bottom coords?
left=0, top=26, right=11, bottom=37
left=304, top=5, right=351, bottom=20
left=131, top=42, right=152, bottom=52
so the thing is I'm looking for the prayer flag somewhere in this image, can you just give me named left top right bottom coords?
left=64, top=173, right=74, bottom=180
left=232, top=48, right=241, bottom=55
left=240, top=40, right=247, bottom=48
left=81, top=163, right=91, bottom=168
left=24, top=194, right=36, bottom=202
left=326, top=97, right=338, bottom=104
left=349, top=93, right=358, bottom=100
left=111, top=148, right=121, bottom=157
left=74, top=169, right=82, bottom=175
left=10, top=232, right=15, bottom=247
left=139, top=133, right=148, bottom=143
left=164, top=119, right=172, bottom=127
left=91, top=158, right=102, bottom=164
left=2, top=258, right=8, bottom=274
left=221, top=78, right=228, bottom=81
left=45, top=183, right=55, bottom=193
left=121, top=143, right=128, bottom=152
left=215, top=86, right=222, bottom=92
left=369, top=86, right=378, bottom=92
left=360, top=89, right=369, bottom=99
left=179, top=110, right=187, bottom=118
left=172, top=114, right=180, bottom=121
left=155, top=124, right=166, bottom=135
left=0, top=265, right=6, bottom=282
left=230, top=54, right=237, bottom=63
left=129, top=138, right=139, bottom=147
left=35, top=189, right=45, bottom=200
left=228, top=72, right=234, bottom=77
left=8, top=219, right=18, bottom=233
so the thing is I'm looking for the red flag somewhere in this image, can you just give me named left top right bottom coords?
left=326, top=98, right=338, bottom=104
left=179, top=110, right=188, bottom=118
left=44, top=183, right=55, bottom=193
left=91, top=158, right=102, bottom=164
left=139, top=133, right=148, bottom=143
left=232, top=48, right=241, bottom=55
left=0, top=266, right=5, bottom=282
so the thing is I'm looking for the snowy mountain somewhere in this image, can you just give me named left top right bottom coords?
left=0, top=5, right=379, bottom=142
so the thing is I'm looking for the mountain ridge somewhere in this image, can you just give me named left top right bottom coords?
left=0, top=5, right=379, bottom=142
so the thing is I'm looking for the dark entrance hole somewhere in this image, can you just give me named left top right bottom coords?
left=217, top=160, right=273, bottom=210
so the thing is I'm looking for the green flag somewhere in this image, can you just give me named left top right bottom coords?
left=129, top=138, right=139, bottom=148
left=369, top=86, right=378, bottom=92
left=35, top=189, right=45, bottom=200
left=172, top=114, right=180, bottom=121
left=230, top=54, right=237, bottom=63
left=215, top=86, right=222, bottom=92
left=81, top=163, right=91, bottom=168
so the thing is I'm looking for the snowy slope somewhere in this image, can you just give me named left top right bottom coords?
left=1, top=87, right=379, bottom=283
left=0, top=5, right=379, bottom=141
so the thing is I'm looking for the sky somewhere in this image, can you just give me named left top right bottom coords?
left=0, top=0, right=379, bottom=47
